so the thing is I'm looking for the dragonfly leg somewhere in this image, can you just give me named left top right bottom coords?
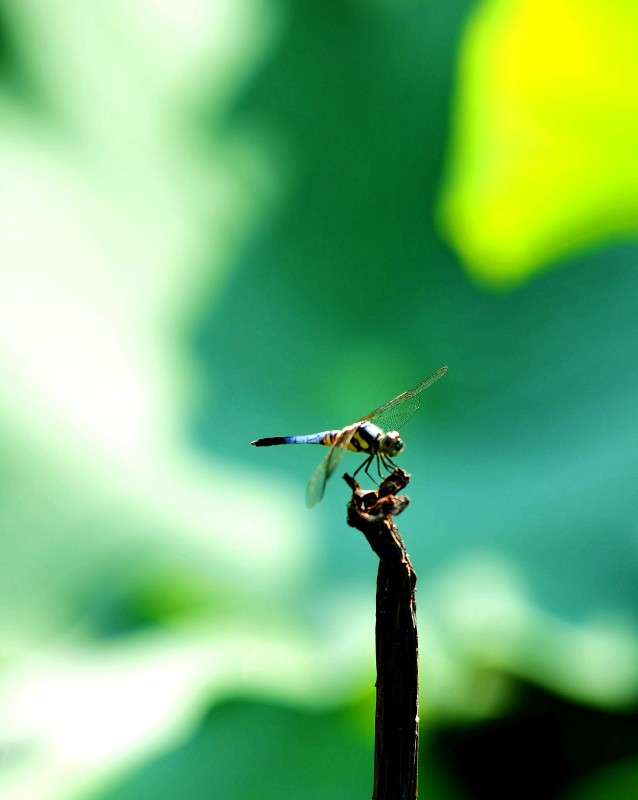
left=353, top=455, right=373, bottom=480
left=351, top=452, right=398, bottom=486
left=380, top=454, right=398, bottom=473
left=364, top=454, right=387, bottom=482
left=365, top=456, right=379, bottom=483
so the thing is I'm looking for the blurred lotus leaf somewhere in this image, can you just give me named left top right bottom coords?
left=438, top=0, right=638, bottom=286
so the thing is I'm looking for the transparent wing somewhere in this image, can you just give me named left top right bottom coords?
left=305, top=426, right=358, bottom=508
left=361, top=366, right=448, bottom=432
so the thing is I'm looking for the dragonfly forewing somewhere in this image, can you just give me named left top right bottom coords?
left=363, top=366, right=448, bottom=432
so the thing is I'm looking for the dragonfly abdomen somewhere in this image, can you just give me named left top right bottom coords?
left=251, top=431, right=340, bottom=447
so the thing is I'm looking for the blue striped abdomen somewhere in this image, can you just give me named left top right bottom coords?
left=251, top=422, right=382, bottom=452
left=251, top=430, right=340, bottom=447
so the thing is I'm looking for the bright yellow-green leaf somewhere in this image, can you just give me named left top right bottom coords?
left=438, top=0, right=638, bottom=287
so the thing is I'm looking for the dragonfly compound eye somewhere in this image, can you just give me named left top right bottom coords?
left=382, top=431, right=404, bottom=456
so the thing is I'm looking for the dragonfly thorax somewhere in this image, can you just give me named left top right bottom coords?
left=378, top=430, right=404, bottom=457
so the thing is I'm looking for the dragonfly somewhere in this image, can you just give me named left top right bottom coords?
left=251, top=366, right=447, bottom=507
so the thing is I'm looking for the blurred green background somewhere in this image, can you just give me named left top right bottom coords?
left=1, top=1, right=638, bottom=798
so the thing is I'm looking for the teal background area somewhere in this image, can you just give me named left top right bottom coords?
left=1, top=1, right=637, bottom=799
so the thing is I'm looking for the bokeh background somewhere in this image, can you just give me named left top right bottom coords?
left=1, top=1, right=638, bottom=798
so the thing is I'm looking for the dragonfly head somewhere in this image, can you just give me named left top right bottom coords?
left=379, top=430, right=404, bottom=457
